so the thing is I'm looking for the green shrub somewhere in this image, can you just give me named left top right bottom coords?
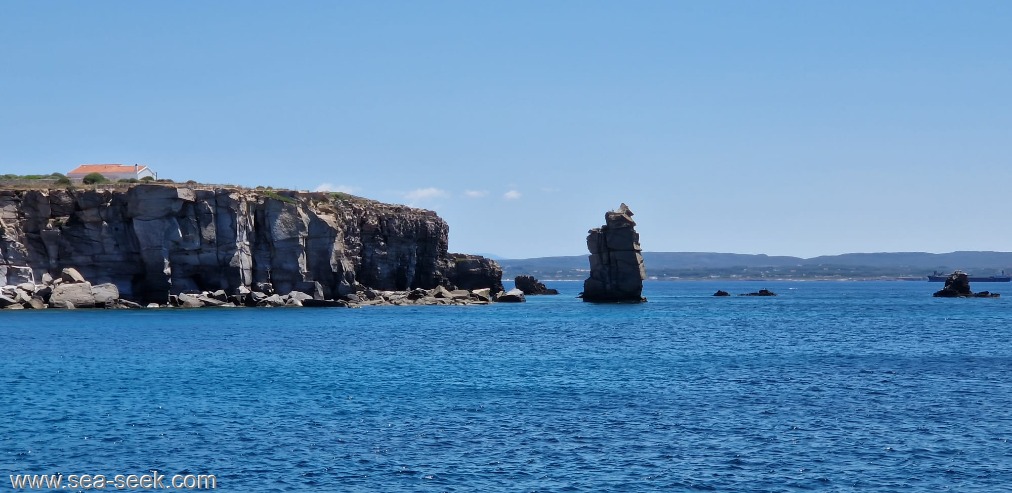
left=263, top=190, right=296, bottom=204
left=140, top=176, right=155, bottom=182
left=82, top=172, right=108, bottom=184
left=55, top=176, right=72, bottom=185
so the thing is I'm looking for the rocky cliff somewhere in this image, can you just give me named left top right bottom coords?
left=0, top=185, right=503, bottom=303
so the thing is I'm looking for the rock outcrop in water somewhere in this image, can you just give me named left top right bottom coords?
left=514, top=275, right=558, bottom=295
left=446, top=253, right=504, bottom=296
left=933, top=271, right=1000, bottom=298
left=581, top=203, right=646, bottom=303
left=0, top=185, right=502, bottom=304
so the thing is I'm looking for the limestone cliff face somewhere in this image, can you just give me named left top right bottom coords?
left=0, top=185, right=501, bottom=303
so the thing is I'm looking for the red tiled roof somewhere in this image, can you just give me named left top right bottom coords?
left=68, top=164, right=148, bottom=175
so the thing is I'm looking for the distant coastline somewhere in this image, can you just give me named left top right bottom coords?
left=500, top=251, right=1012, bottom=282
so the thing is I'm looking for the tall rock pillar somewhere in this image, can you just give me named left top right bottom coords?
left=582, top=203, right=646, bottom=302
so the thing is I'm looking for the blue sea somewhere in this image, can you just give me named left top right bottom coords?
left=3, top=281, right=1012, bottom=492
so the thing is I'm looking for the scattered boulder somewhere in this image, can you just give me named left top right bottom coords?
left=431, top=285, right=454, bottom=299
left=0, top=269, right=502, bottom=311
left=50, top=282, right=96, bottom=308
left=581, top=204, right=646, bottom=303
left=260, top=294, right=285, bottom=307
left=60, top=267, right=87, bottom=284
left=713, top=290, right=731, bottom=297
left=13, top=289, right=32, bottom=304
left=91, top=283, right=121, bottom=305
left=514, top=275, right=559, bottom=295
left=302, top=299, right=349, bottom=307
left=471, top=288, right=492, bottom=302
left=496, top=288, right=526, bottom=303
left=742, top=289, right=777, bottom=297
left=34, top=285, right=52, bottom=302
left=195, top=294, right=227, bottom=307
left=407, top=288, right=429, bottom=301
left=117, top=299, right=142, bottom=309
left=288, top=291, right=314, bottom=303
left=173, top=293, right=204, bottom=308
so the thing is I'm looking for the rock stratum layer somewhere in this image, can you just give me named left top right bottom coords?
left=582, top=203, right=646, bottom=303
left=0, top=185, right=503, bottom=303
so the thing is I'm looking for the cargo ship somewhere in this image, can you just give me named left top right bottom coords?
left=927, top=270, right=1011, bottom=282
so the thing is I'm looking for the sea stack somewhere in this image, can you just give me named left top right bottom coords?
left=581, top=203, right=646, bottom=303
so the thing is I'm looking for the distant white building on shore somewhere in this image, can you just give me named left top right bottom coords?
left=67, top=164, right=157, bottom=182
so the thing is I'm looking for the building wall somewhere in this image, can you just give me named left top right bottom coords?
left=68, top=168, right=157, bottom=181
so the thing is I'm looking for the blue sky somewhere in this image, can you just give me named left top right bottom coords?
left=2, top=1, right=1010, bottom=258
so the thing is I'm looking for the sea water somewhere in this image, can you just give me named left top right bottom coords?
left=2, top=281, right=1012, bottom=491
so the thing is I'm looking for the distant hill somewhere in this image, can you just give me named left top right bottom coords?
left=499, top=251, right=1012, bottom=281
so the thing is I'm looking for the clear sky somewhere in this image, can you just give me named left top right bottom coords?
left=2, top=1, right=1010, bottom=259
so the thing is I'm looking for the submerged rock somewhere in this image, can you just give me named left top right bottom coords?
left=741, top=289, right=777, bottom=297
left=713, top=290, right=731, bottom=297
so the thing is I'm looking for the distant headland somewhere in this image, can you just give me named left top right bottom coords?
left=0, top=180, right=505, bottom=308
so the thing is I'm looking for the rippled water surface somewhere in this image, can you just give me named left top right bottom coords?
left=3, top=281, right=1012, bottom=491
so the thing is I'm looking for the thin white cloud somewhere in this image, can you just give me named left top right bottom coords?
left=464, top=190, right=488, bottom=198
left=314, top=183, right=358, bottom=194
left=404, top=187, right=448, bottom=201
left=503, top=190, right=522, bottom=200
